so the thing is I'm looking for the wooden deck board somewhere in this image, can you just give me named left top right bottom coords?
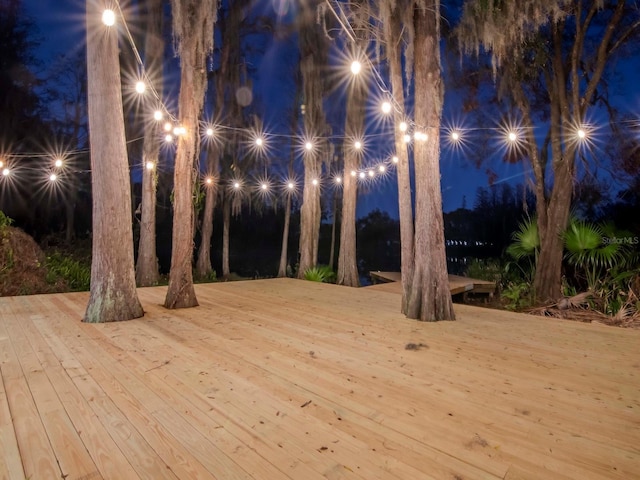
left=368, top=271, right=496, bottom=296
left=1, top=278, right=639, bottom=479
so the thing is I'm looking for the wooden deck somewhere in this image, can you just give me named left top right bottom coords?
left=1, top=278, right=639, bottom=480
left=369, top=271, right=496, bottom=296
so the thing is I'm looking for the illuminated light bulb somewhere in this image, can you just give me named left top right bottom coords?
left=508, top=132, right=517, bottom=142
left=54, top=158, right=63, bottom=168
left=206, top=128, right=214, bottom=136
left=368, top=170, right=374, bottom=177
left=174, top=126, right=186, bottom=136
left=350, top=170, right=357, bottom=177
left=312, top=179, right=318, bottom=186
left=577, top=128, right=586, bottom=139
left=335, top=176, right=342, bottom=183
left=354, top=141, right=362, bottom=150
left=451, top=131, right=460, bottom=141
left=2, top=168, right=10, bottom=176
left=145, top=161, right=155, bottom=170
left=153, top=110, right=163, bottom=121
left=403, top=134, right=411, bottom=143
left=49, top=173, right=57, bottom=182
left=399, top=122, right=408, bottom=132
left=135, top=81, right=146, bottom=94
left=164, top=122, right=172, bottom=132
left=359, top=171, right=366, bottom=179
left=378, top=165, right=386, bottom=173
left=206, top=177, right=213, bottom=185
left=381, top=101, right=392, bottom=114
left=414, top=132, right=428, bottom=142
left=305, top=141, right=313, bottom=151
left=261, top=183, right=268, bottom=190
left=102, top=9, right=116, bottom=26
left=255, top=137, right=263, bottom=147
left=164, top=134, right=173, bottom=143
left=350, top=61, right=362, bottom=75
left=233, top=182, right=240, bottom=189
left=392, top=156, right=399, bottom=164
left=287, top=182, right=294, bottom=189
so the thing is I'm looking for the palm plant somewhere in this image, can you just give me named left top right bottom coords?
left=505, top=216, right=539, bottom=282
left=563, top=220, right=629, bottom=292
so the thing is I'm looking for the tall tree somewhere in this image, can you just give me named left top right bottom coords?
left=84, top=1, right=143, bottom=323
left=297, top=0, right=329, bottom=278
left=136, top=0, right=164, bottom=286
left=164, top=0, right=217, bottom=308
left=458, top=0, right=640, bottom=302
left=405, top=0, right=455, bottom=321
left=336, top=54, right=367, bottom=287
left=377, top=0, right=414, bottom=312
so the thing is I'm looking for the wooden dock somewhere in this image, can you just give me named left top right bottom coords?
left=1, top=278, right=639, bottom=479
left=369, top=271, right=496, bottom=296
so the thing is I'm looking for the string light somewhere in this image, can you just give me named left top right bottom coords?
left=49, top=173, right=58, bottom=182
left=135, top=81, right=146, bottom=94
left=451, top=131, right=460, bottom=141
left=2, top=168, right=10, bottom=177
left=392, top=156, right=399, bottom=164
left=305, top=141, right=313, bottom=151
left=312, top=179, right=319, bottom=186
left=54, top=158, right=63, bottom=168
left=350, top=61, right=362, bottom=75
left=350, top=170, right=357, bottom=176
left=354, top=140, right=362, bottom=150
left=153, top=110, right=163, bottom=121
left=508, top=131, right=518, bottom=142
left=399, top=122, right=408, bottom=132
left=206, top=127, right=214, bottom=136
left=145, top=161, right=155, bottom=170
left=335, top=176, right=342, bottom=183
left=102, top=9, right=116, bottom=26
left=381, top=101, right=392, bottom=114
left=164, top=134, right=173, bottom=143
left=577, top=128, right=586, bottom=139
left=359, top=171, right=366, bottom=179
left=403, top=134, right=411, bottom=143
left=205, top=177, right=214, bottom=185
left=378, top=165, right=386, bottom=173
left=287, top=182, right=295, bottom=190
left=163, top=122, right=172, bottom=132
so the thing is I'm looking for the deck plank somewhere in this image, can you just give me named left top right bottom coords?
left=1, top=278, right=639, bottom=480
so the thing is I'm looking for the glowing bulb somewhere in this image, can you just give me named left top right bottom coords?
left=234, top=182, right=240, bottom=189
left=102, top=9, right=116, bottom=26
left=305, top=141, right=313, bottom=151
left=173, top=126, right=186, bottom=136
left=350, top=170, right=357, bottom=177
left=451, top=131, right=460, bottom=141
left=49, top=173, right=57, bottom=182
left=335, top=176, right=342, bottom=183
left=403, top=134, right=411, bottom=143
left=206, top=128, right=214, bottom=136
left=261, top=183, right=268, bottom=190
left=164, top=122, right=172, bottom=132
left=255, top=137, right=263, bottom=147
left=414, top=132, right=428, bottom=141
left=206, top=177, right=213, bottom=185
left=368, top=170, right=374, bottom=177
left=145, top=161, right=155, bottom=170
left=508, top=132, right=517, bottom=142
left=392, top=156, right=399, bottom=164
left=54, top=158, right=63, bottom=168
left=287, top=182, right=294, bottom=189
left=378, top=165, right=386, bottom=173
left=164, top=134, right=173, bottom=143
left=354, top=141, right=362, bottom=150
left=381, top=101, right=392, bottom=114
left=399, top=122, right=408, bottom=132
left=135, top=81, right=146, bottom=94
left=577, top=128, right=586, bottom=139
left=153, top=110, right=163, bottom=121
left=2, top=168, right=10, bottom=176
left=359, top=172, right=366, bottom=179
left=350, top=61, right=362, bottom=75
left=312, top=179, right=318, bottom=186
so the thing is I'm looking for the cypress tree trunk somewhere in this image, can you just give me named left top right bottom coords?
left=84, top=1, right=143, bottom=323
left=405, top=0, right=454, bottom=321
left=136, top=0, right=164, bottom=287
left=277, top=193, right=292, bottom=277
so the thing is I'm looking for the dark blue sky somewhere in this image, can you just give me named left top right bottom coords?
left=22, top=0, right=637, bottom=218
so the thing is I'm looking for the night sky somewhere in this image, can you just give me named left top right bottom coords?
left=21, top=0, right=638, bottom=218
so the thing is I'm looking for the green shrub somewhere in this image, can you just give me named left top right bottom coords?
left=303, top=265, right=336, bottom=283
left=45, top=252, right=91, bottom=291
